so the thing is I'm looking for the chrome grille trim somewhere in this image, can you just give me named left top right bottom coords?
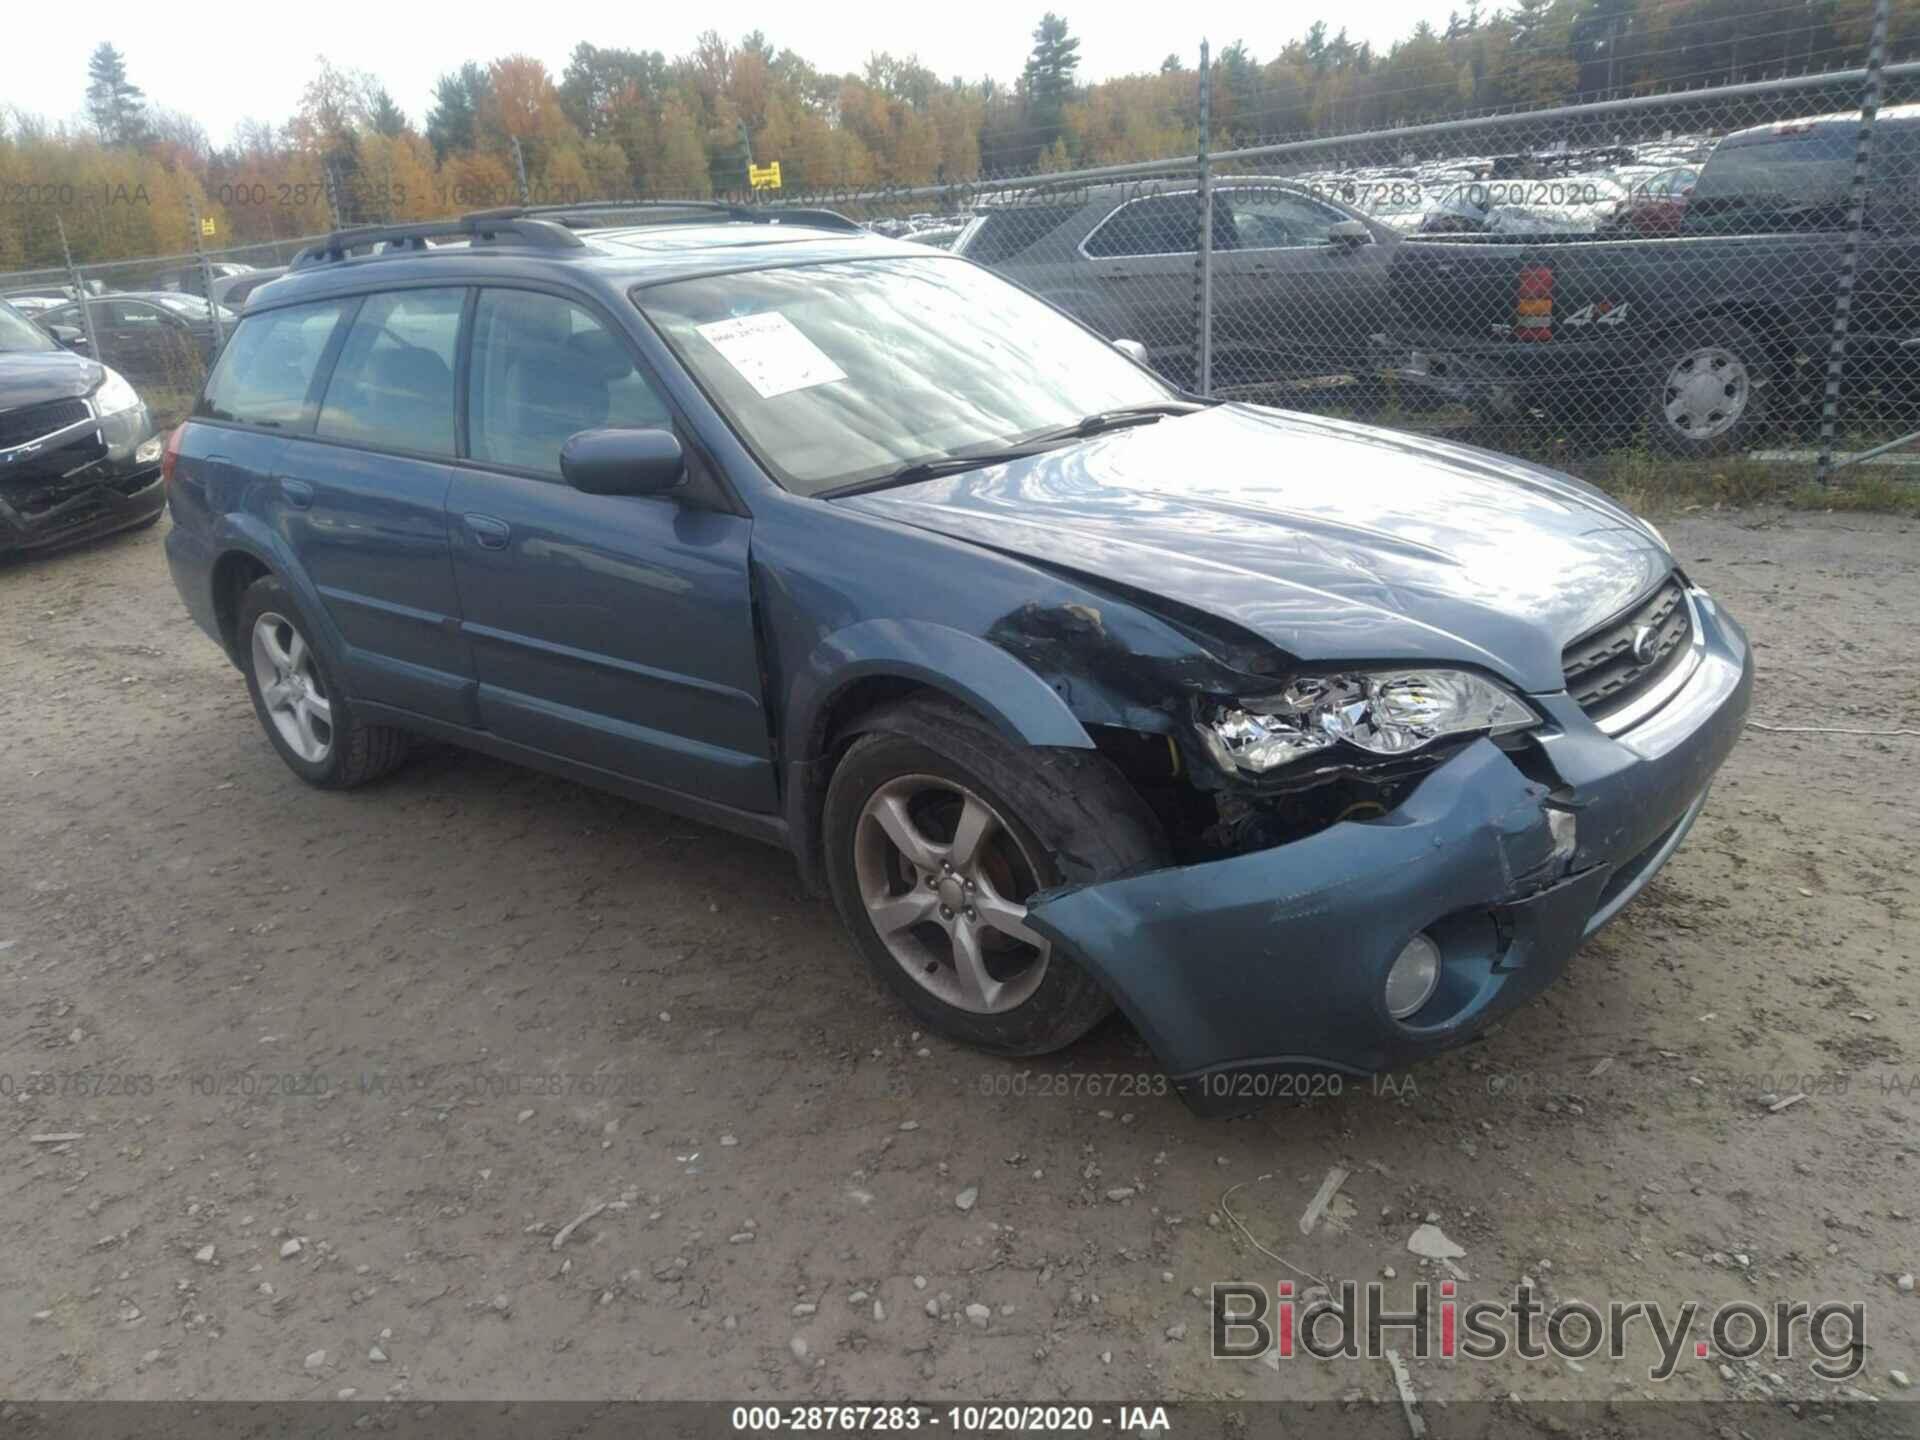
left=0, top=397, right=98, bottom=462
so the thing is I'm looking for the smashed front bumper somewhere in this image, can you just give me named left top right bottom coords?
left=0, top=404, right=164, bottom=557
left=1027, top=588, right=1753, bottom=1114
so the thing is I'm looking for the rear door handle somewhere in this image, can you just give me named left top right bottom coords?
left=464, top=513, right=511, bottom=550
left=280, top=479, right=314, bottom=509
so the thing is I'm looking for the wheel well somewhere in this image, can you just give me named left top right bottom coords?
left=813, top=676, right=934, bottom=762
left=211, top=551, right=269, bottom=659
left=1680, top=303, right=1802, bottom=379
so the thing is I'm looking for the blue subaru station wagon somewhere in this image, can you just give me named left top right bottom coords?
left=163, top=204, right=1751, bottom=1111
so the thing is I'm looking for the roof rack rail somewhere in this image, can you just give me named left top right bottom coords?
left=289, top=212, right=585, bottom=269
left=514, top=200, right=866, bottom=234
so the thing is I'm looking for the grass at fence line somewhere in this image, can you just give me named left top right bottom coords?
left=1588, top=447, right=1920, bottom=517
left=142, top=333, right=209, bottom=430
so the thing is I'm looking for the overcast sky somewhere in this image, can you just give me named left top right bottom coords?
left=9, top=1, right=1446, bottom=146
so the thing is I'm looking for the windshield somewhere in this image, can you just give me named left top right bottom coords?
left=0, top=300, right=58, bottom=354
left=635, top=255, right=1172, bottom=495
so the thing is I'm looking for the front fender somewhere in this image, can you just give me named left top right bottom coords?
left=786, top=618, right=1095, bottom=759
left=780, top=618, right=1095, bottom=893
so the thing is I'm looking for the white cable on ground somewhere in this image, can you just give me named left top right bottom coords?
left=1748, top=720, right=1920, bottom=737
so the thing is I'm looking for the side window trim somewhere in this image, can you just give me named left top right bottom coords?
left=295, top=296, right=366, bottom=438
left=1079, top=192, right=1200, bottom=261
left=453, top=286, right=479, bottom=462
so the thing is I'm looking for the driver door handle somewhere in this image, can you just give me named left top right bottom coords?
left=464, top=513, right=511, bottom=550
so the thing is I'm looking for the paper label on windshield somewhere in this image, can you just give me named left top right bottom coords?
left=695, top=312, right=845, bottom=399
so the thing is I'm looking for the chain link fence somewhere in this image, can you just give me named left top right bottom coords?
left=914, top=57, right=1920, bottom=484
left=5, top=40, right=1917, bottom=479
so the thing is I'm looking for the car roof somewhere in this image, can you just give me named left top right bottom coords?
left=255, top=217, right=923, bottom=312
left=1723, top=101, right=1920, bottom=145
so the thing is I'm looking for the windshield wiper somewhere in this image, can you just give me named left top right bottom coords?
left=822, top=402, right=1211, bottom=500
left=1018, top=401, right=1211, bottom=447
left=823, top=444, right=1059, bottom=497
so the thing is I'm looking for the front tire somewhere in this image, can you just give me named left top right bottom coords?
left=237, top=574, right=409, bottom=788
left=823, top=698, right=1162, bottom=1056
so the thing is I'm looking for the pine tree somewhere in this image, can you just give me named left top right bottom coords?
left=426, top=63, right=491, bottom=162
left=1022, top=12, right=1081, bottom=158
left=367, top=89, right=409, bottom=138
left=86, top=43, right=148, bottom=147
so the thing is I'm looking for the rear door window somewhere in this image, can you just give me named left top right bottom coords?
left=467, top=289, right=672, bottom=478
left=107, top=300, right=171, bottom=329
left=1083, top=194, right=1201, bottom=257
left=315, top=288, right=465, bottom=455
left=198, top=298, right=354, bottom=430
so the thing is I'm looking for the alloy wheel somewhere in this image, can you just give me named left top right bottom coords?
left=251, top=611, right=333, bottom=764
left=852, top=774, right=1051, bottom=1015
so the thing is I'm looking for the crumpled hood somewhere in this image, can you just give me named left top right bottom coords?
left=0, top=350, right=105, bottom=411
left=837, top=404, right=1670, bottom=693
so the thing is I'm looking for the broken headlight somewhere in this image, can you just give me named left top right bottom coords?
left=91, top=367, right=142, bottom=419
left=1200, top=670, right=1538, bottom=776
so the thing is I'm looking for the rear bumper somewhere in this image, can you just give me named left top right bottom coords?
left=0, top=406, right=164, bottom=557
left=1389, top=338, right=1625, bottom=411
left=1026, top=588, right=1752, bottom=1114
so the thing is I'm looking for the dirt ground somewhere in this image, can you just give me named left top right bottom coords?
left=1, top=507, right=1915, bottom=1412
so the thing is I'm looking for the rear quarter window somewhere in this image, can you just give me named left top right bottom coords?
left=958, top=206, right=1083, bottom=265
left=198, top=298, right=353, bottom=430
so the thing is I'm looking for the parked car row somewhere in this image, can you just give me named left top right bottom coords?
left=1, top=255, right=296, bottom=400
left=0, top=296, right=166, bottom=557
left=1388, top=105, right=1920, bottom=455
left=947, top=108, right=1920, bottom=448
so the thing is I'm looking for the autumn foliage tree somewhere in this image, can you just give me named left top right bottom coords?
left=4, top=1, right=1918, bottom=270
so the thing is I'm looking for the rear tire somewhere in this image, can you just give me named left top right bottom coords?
left=823, top=698, right=1162, bottom=1056
left=1647, top=320, right=1771, bottom=457
left=237, top=574, right=409, bottom=788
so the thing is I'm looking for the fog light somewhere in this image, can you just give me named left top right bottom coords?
left=135, top=437, right=163, bottom=464
left=1385, top=933, right=1442, bottom=1020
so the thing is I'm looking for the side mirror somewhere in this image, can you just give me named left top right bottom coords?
left=1327, top=220, right=1372, bottom=247
left=48, top=325, right=88, bottom=350
left=560, top=427, right=685, bottom=497
left=1111, top=338, right=1149, bottom=364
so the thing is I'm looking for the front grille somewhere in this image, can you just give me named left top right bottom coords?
left=1562, top=576, right=1693, bottom=721
left=0, top=431, right=111, bottom=512
left=0, top=398, right=91, bottom=451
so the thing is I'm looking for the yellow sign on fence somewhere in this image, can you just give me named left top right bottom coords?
left=748, top=162, right=782, bottom=191
left=200, top=217, right=216, bottom=237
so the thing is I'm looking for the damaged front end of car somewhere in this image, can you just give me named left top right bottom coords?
left=0, top=383, right=165, bottom=556
left=980, top=575, right=1751, bottom=1115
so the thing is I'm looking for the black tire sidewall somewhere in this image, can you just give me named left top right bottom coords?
left=236, top=575, right=356, bottom=786
left=822, top=707, right=1156, bottom=1057
left=1648, top=321, right=1770, bottom=457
